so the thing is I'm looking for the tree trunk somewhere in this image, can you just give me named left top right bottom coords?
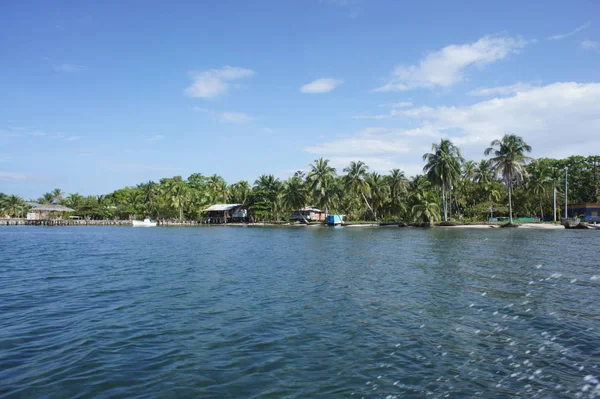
left=508, top=171, right=513, bottom=224
left=553, top=186, right=557, bottom=222
left=540, top=197, right=544, bottom=221
left=361, top=191, right=376, bottom=220
left=442, top=181, right=447, bottom=222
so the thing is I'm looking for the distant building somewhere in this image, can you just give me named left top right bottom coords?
left=327, top=214, right=344, bottom=226
left=27, top=204, right=74, bottom=220
left=203, top=204, right=248, bottom=224
left=568, top=203, right=600, bottom=222
left=290, top=206, right=326, bottom=223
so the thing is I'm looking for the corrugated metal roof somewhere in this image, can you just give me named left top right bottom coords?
left=204, top=204, right=243, bottom=211
left=297, top=206, right=324, bottom=212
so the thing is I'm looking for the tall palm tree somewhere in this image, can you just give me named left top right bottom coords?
left=343, top=161, right=374, bottom=219
left=282, top=176, right=308, bottom=221
left=422, top=139, right=464, bottom=222
left=306, top=158, right=336, bottom=215
left=484, top=134, right=532, bottom=224
left=462, top=160, right=478, bottom=182
left=386, top=169, right=409, bottom=219
left=254, top=174, right=282, bottom=220
left=366, top=172, right=390, bottom=220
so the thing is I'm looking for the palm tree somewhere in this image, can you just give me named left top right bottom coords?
left=282, top=176, right=308, bottom=221
left=3, top=195, right=26, bottom=218
left=462, top=160, right=478, bottom=182
left=484, top=134, right=532, bottom=224
left=423, top=139, right=464, bottom=222
left=254, top=174, right=282, bottom=220
left=366, top=172, right=390, bottom=220
left=412, top=192, right=441, bottom=226
left=51, top=188, right=64, bottom=204
left=474, top=160, right=495, bottom=184
left=229, top=181, right=251, bottom=206
left=386, top=169, right=409, bottom=219
left=527, top=161, right=550, bottom=220
left=307, top=158, right=336, bottom=215
left=206, top=175, right=229, bottom=203
left=343, top=161, right=374, bottom=219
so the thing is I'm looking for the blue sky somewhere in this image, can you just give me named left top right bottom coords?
left=1, top=0, right=599, bottom=199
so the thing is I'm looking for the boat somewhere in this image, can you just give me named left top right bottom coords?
left=132, top=218, right=157, bottom=227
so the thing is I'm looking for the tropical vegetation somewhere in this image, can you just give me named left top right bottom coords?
left=2, top=135, right=599, bottom=225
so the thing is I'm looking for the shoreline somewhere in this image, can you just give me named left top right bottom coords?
left=0, top=219, right=587, bottom=230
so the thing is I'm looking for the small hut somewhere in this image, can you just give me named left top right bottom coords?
left=202, top=204, right=248, bottom=224
left=290, top=206, right=326, bottom=223
left=27, top=204, right=75, bottom=220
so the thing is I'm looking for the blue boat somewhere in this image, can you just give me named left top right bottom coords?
left=326, top=214, right=344, bottom=226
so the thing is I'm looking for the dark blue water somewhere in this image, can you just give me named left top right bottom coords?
left=1, top=226, right=599, bottom=398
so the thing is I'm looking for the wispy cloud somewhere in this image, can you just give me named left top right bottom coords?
left=185, top=66, right=255, bottom=99
left=548, top=22, right=590, bottom=40
left=300, top=78, right=344, bottom=94
left=469, top=82, right=537, bottom=97
left=52, top=63, right=85, bottom=72
left=262, top=128, right=274, bottom=134
left=580, top=40, right=600, bottom=53
left=0, top=155, right=10, bottom=162
left=66, top=135, right=82, bottom=141
left=146, top=135, right=165, bottom=141
left=0, top=171, right=41, bottom=181
left=307, top=82, right=600, bottom=175
left=373, top=35, right=528, bottom=92
left=193, top=107, right=256, bottom=124
left=379, top=101, right=413, bottom=108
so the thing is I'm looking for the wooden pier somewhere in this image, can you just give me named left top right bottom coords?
left=1, top=219, right=133, bottom=226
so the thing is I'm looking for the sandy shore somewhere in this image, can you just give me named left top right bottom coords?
left=446, top=223, right=564, bottom=229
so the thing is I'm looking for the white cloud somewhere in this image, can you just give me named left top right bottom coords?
left=0, top=155, right=10, bottom=162
left=52, top=64, right=84, bottom=72
left=580, top=40, right=600, bottom=53
left=300, top=78, right=343, bottom=93
left=185, top=66, right=255, bottom=99
left=0, top=171, right=40, bottom=181
left=379, top=101, right=413, bottom=108
left=262, top=128, right=274, bottom=134
left=548, top=22, right=590, bottom=40
left=374, top=35, right=527, bottom=92
left=192, top=107, right=255, bottom=124
left=469, top=82, right=537, bottom=96
left=306, top=82, right=600, bottom=176
left=220, top=112, right=255, bottom=124
left=146, top=135, right=164, bottom=141
left=66, top=136, right=82, bottom=141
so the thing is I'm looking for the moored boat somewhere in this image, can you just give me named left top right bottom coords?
left=132, top=218, right=157, bottom=227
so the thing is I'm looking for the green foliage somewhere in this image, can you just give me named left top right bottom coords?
left=5, top=144, right=599, bottom=224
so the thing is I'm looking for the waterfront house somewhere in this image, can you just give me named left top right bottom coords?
left=326, top=214, right=344, bottom=226
left=290, top=206, right=326, bottom=223
left=568, top=203, right=600, bottom=223
left=202, top=204, right=248, bottom=224
left=27, top=204, right=75, bottom=220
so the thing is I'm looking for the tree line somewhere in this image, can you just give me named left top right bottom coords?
left=2, top=135, right=599, bottom=224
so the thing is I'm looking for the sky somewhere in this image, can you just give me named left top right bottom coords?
left=1, top=0, right=599, bottom=199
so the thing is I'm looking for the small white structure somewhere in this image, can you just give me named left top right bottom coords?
left=132, top=218, right=157, bottom=227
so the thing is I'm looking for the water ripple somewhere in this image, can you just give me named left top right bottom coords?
left=0, top=226, right=599, bottom=398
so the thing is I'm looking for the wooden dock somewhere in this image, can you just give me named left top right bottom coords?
left=1, top=219, right=133, bottom=226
